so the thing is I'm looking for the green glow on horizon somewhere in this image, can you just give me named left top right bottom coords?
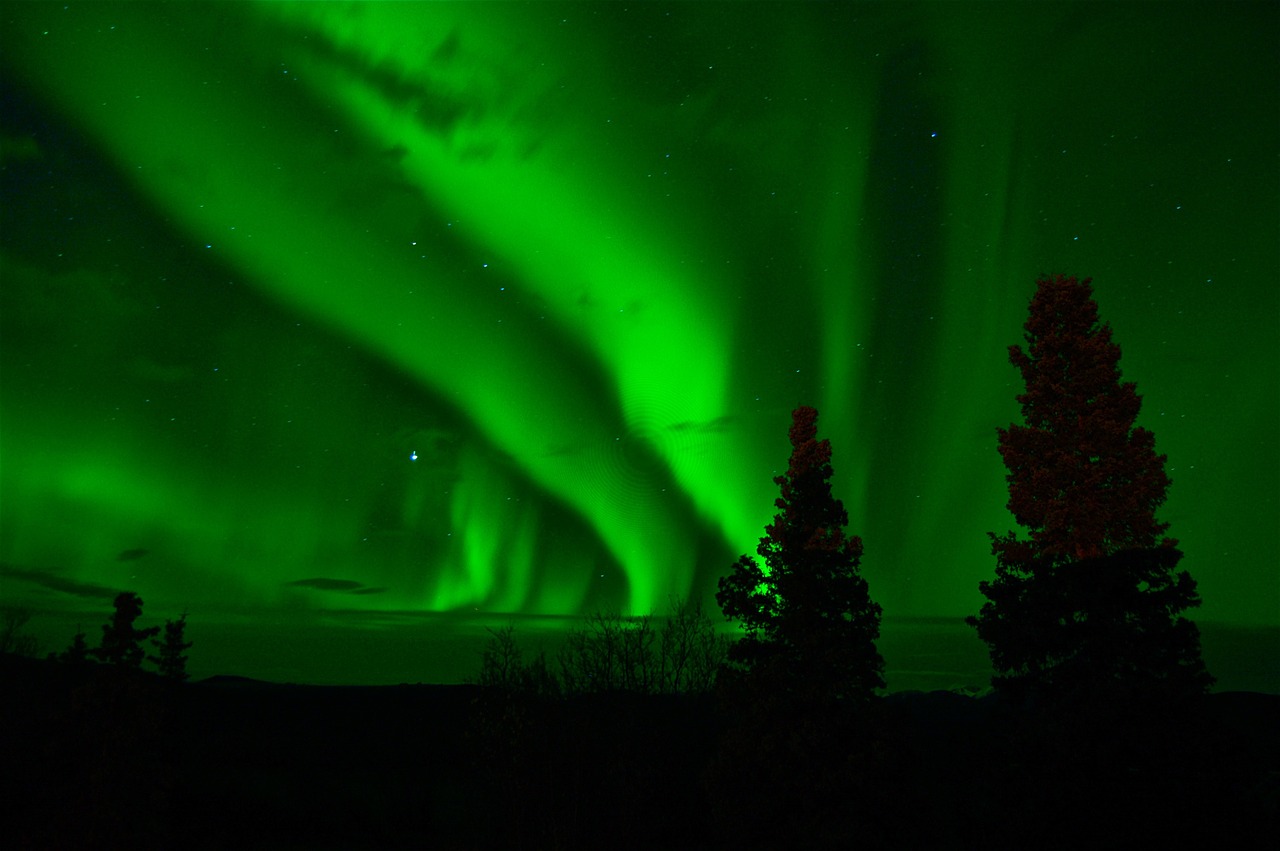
left=1, top=2, right=1276, bottom=631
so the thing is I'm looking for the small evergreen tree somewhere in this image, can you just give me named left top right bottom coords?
left=148, top=611, right=193, bottom=681
left=91, top=592, right=160, bottom=670
left=58, top=626, right=90, bottom=665
left=716, top=405, right=884, bottom=702
left=969, top=274, right=1211, bottom=699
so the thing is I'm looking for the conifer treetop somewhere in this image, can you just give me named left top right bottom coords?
left=763, top=405, right=859, bottom=566
left=717, top=405, right=883, bottom=701
left=996, top=274, right=1174, bottom=564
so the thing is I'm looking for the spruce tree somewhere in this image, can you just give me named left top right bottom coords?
left=91, top=592, right=160, bottom=670
left=59, top=627, right=90, bottom=665
left=148, top=612, right=193, bottom=681
left=969, top=274, right=1211, bottom=699
left=717, top=405, right=884, bottom=702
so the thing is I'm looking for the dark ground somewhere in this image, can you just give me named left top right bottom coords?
left=2, top=653, right=1276, bottom=850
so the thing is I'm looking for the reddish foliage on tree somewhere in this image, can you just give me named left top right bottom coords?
left=970, top=275, right=1211, bottom=698
left=995, top=274, right=1174, bottom=564
left=717, top=406, right=884, bottom=702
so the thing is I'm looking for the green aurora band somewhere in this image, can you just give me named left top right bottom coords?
left=2, top=3, right=1277, bottom=631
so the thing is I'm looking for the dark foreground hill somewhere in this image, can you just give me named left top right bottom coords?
left=2, top=653, right=1275, bottom=849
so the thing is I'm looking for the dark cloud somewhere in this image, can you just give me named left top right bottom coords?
left=0, top=563, right=121, bottom=600
left=117, top=548, right=150, bottom=561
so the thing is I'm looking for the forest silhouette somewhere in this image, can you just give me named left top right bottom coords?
left=2, top=275, right=1274, bottom=849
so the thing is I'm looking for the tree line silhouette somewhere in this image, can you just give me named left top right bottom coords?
left=3, top=591, right=192, bottom=682
left=37, top=592, right=193, bottom=681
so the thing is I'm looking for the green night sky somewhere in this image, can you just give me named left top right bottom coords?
left=2, top=2, right=1276, bottom=683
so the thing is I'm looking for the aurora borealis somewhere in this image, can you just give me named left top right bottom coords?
left=2, top=2, right=1277, bottom=683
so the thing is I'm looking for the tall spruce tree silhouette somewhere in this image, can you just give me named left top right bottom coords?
left=148, top=612, right=193, bottom=681
left=91, top=592, right=160, bottom=670
left=969, top=274, right=1212, bottom=700
left=717, top=405, right=884, bottom=702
